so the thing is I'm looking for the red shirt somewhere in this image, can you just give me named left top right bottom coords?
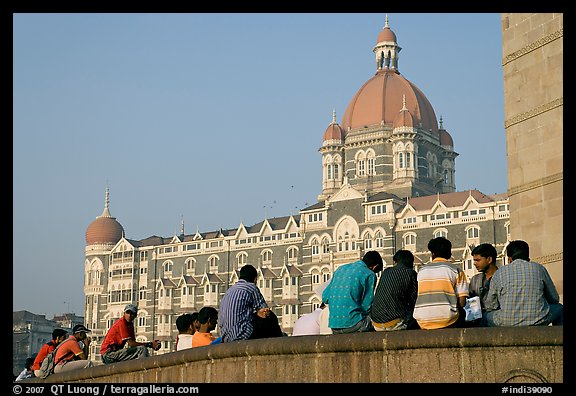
left=100, top=317, right=135, bottom=355
left=33, top=341, right=56, bottom=370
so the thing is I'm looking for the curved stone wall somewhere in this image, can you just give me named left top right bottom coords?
left=30, top=327, right=563, bottom=383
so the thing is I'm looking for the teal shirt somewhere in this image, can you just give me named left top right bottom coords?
left=322, top=260, right=376, bottom=329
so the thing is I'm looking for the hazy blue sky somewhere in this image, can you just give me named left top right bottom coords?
left=13, top=13, right=506, bottom=318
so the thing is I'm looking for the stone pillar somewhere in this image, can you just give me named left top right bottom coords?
left=501, top=13, right=563, bottom=301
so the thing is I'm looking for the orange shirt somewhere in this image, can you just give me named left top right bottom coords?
left=192, top=332, right=215, bottom=347
left=54, top=336, right=83, bottom=364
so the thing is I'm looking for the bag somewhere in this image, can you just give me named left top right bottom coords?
left=37, top=338, right=73, bottom=379
left=37, top=349, right=57, bottom=379
left=464, top=296, right=482, bottom=321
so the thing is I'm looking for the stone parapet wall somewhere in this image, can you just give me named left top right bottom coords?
left=29, top=327, right=562, bottom=383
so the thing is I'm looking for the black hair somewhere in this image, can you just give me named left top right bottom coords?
left=393, top=249, right=415, bottom=269
left=239, top=264, right=258, bottom=282
left=362, top=250, right=383, bottom=271
left=471, top=243, right=498, bottom=263
left=25, top=357, right=35, bottom=369
left=428, top=237, right=452, bottom=260
left=51, top=328, right=67, bottom=340
left=176, top=313, right=196, bottom=332
left=506, top=240, right=530, bottom=261
left=197, top=306, right=218, bottom=325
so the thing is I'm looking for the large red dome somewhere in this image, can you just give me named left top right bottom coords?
left=341, top=69, right=439, bottom=134
left=85, top=188, right=124, bottom=246
left=85, top=216, right=124, bottom=245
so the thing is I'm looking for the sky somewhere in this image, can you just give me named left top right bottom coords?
left=13, top=13, right=507, bottom=318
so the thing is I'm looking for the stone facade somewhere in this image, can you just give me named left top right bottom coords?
left=82, top=19, right=512, bottom=363
left=501, top=13, right=563, bottom=300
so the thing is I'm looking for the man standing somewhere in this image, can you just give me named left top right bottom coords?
left=468, top=243, right=499, bottom=326
left=218, top=264, right=271, bottom=342
left=413, top=237, right=469, bottom=329
left=371, top=249, right=418, bottom=331
left=322, top=250, right=383, bottom=333
left=100, top=304, right=160, bottom=363
left=485, top=240, right=563, bottom=327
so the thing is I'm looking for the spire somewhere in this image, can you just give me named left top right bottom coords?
left=180, top=215, right=185, bottom=236
left=384, top=14, right=389, bottom=28
left=331, top=109, right=337, bottom=124
left=439, top=115, right=444, bottom=129
left=100, top=184, right=112, bottom=218
left=401, top=94, right=407, bottom=111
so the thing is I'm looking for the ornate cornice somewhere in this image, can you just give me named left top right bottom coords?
left=502, top=28, right=563, bottom=66
left=504, top=97, right=563, bottom=129
left=508, top=171, right=562, bottom=197
left=534, top=251, right=563, bottom=266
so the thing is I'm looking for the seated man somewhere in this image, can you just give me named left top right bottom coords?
left=100, top=304, right=161, bottom=363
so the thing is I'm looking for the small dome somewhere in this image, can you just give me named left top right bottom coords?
left=323, top=122, right=344, bottom=142
left=377, top=27, right=397, bottom=43
left=439, top=129, right=454, bottom=147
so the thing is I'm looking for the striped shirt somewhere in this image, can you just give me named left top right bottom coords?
left=218, top=279, right=267, bottom=342
left=371, top=264, right=418, bottom=324
left=413, top=258, right=469, bottom=330
left=484, top=259, right=560, bottom=326
left=322, top=260, right=377, bottom=329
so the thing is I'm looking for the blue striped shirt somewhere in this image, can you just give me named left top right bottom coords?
left=322, top=260, right=376, bottom=329
left=218, top=279, right=268, bottom=342
left=484, top=259, right=560, bottom=326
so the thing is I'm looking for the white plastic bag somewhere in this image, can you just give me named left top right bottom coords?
left=464, top=296, right=482, bottom=321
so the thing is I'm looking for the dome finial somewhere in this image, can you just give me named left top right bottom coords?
left=401, top=94, right=407, bottom=111
left=439, top=115, right=444, bottom=129
left=332, top=109, right=337, bottom=124
left=385, top=14, right=389, bottom=28
left=181, top=215, right=185, bottom=236
left=100, top=184, right=112, bottom=218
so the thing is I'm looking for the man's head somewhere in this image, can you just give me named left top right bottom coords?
left=51, top=328, right=68, bottom=343
left=197, top=306, right=218, bottom=331
left=428, top=236, right=452, bottom=260
left=176, top=312, right=198, bottom=334
left=72, top=324, right=91, bottom=340
left=471, top=243, right=498, bottom=272
left=239, top=264, right=258, bottom=283
left=506, top=240, right=530, bottom=262
left=362, top=250, right=383, bottom=273
left=393, top=249, right=415, bottom=269
left=124, top=303, right=138, bottom=322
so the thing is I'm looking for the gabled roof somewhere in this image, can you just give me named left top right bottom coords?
left=158, top=278, right=177, bottom=288
left=397, top=190, right=497, bottom=213
left=366, top=191, right=403, bottom=203
left=179, top=275, right=199, bottom=286
left=201, top=272, right=224, bottom=284
left=280, top=264, right=304, bottom=277
left=138, top=236, right=168, bottom=247
left=259, top=267, right=279, bottom=278
left=301, top=201, right=325, bottom=211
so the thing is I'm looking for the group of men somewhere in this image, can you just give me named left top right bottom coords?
left=23, top=237, right=562, bottom=379
left=299, top=237, right=562, bottom=335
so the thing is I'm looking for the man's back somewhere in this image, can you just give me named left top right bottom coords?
left=322, top=260, right=376, bottom=329
left=218, top=279, right=266, bottom=342
left=372, top=265, right=417, bottom=324
left=292, top=308, right=323, bottom=336
left=413, top=259, right=468, bottom=329
left=485, top=259, right=559, bottom=326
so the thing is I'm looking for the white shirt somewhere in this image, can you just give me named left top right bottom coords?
left=292, top=308, right=324, bottom=336
left=176, top=334, right=193, bottom=351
